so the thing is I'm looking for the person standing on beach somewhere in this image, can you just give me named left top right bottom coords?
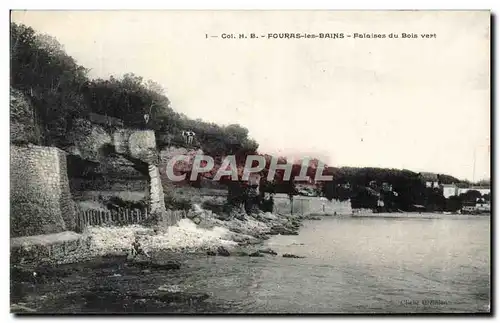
left=131, top=236, right=150, bottom=259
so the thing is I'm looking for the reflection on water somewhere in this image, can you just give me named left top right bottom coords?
left=13, top=214, right=490, bottom=313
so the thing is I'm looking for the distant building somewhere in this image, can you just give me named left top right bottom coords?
left=458, top=187, right=490, bottom=196
left=475, top=200, right=491, bottom=212
left=418, top=172, right=439, bottom=188
left=462, top=201, right=490, bottom=214
left=441, top=183, right=459, bottom=198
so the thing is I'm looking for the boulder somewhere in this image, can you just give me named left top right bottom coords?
left=262, top=212, right=278, bottom=221
left=186, top=211, right=197, bottom=219
left=217, top=246, right=230, bottom=257
left=259, top=248, right=277, bottom=256
left=282, top=253, right=306, bottom=259
left=248, top=251, right=264, bottom=257
left=269, top=225, right=299, bottom=236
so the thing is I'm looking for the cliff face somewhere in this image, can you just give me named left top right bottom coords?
left=10, top=104, right=172, bottom=237
left=66, top=119, right=151, bottom=198
left=64, top=118, right=168, bottom=221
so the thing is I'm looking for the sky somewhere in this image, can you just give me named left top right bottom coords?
left=11, top=10, right=490, bottom=181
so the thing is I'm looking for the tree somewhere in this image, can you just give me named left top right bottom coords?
left=460, top=190, right=482, bottom=203
left=446, top=195, right=463, bottom=212
left=11, top=23, right=89, bottom=146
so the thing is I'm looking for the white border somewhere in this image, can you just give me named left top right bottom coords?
left=2, top=1, right=497, bottom=323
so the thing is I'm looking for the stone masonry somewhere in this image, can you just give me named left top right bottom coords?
left=148, top=164, right=167, bottom=220
left=11, top=145, right=76, bottom=237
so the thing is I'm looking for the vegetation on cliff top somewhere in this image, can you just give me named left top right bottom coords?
left=10, top=22, right=258, bottom=159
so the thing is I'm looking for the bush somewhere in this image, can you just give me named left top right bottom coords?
left=259, top=195, right=274, bottom=213
left=106, top=196, right=147, bottom=211
left=164, top=195, right=192, bottom=211
left=10, top=87, right=41, bottom=145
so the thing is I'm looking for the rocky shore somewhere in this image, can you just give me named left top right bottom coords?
left=11, top=206, right=317, bottom=313
left=11, top=204, right=316, bottom=270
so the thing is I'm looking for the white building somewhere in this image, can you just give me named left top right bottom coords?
left=442, top=184, right=459, bottom=198
left=419, top=172, right=440, bottom=188
left=458, top=187, right=490, bottom=196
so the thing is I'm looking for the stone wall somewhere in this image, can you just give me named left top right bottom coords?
left=11, top=145, right=76, bottom=237
left=148, top=164, right=167, bottom=219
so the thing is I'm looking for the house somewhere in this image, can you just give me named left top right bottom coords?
left=457, top=186, right=490, bottom=196
left=418, top=172, right=440, bottom=188
left=461, top=199, right=490, bottom=214
left=441, top=183, right=459, bottom=198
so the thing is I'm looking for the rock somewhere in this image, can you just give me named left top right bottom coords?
left=206, top=250, right=216, bottom=256
left=11, top=263, right=73, bottom=284
left=126, top=291, right=210, bottom=305
left=11, top=304, right=36, bottom=313
left=234, top=213, right=246, bottom=221
left=235, top=251, right=249, bottom=256
left=11, top=266, right=37, bottom=283
left=155, top=292, right=210, bottom=304
left=269, top=225, right=299, bottom=236
left=217, top=246, right=230, bottom=257
left=158, top=284, right=182, bottom=293
left=129, top=258, right=181, bottom=270
left=231, top=233, right=261, bottom=246
left=259, top=248, right=277, bottom=256
left=254, top=233, right=270, bottom=240
left=248, top=251, right=264, bottom=257
left=282, top=253, right=306, bottom=259
left=192, top=203, right=204, bottom=213
left=231, top=227, right=243, bottom=234
left=262, top=212, right=278, bottom=221
left=217, top=213, right=232, bottom=221
left=186, top=211, right=197, bottom=219
left=192, top=217, right=202, bottom=225
left=153, top=260, right=181, bottom=270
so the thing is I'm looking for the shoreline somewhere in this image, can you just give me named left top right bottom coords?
left=10, top=210, right=490, bottom=314
left=10, top=208, right=313, bottom=313
left=11, top=208, right=489, bottom=267
left=10, top=207, right=316, bottom=267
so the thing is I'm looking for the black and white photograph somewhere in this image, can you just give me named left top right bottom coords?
left=9, top=10, right=491, bottom=314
